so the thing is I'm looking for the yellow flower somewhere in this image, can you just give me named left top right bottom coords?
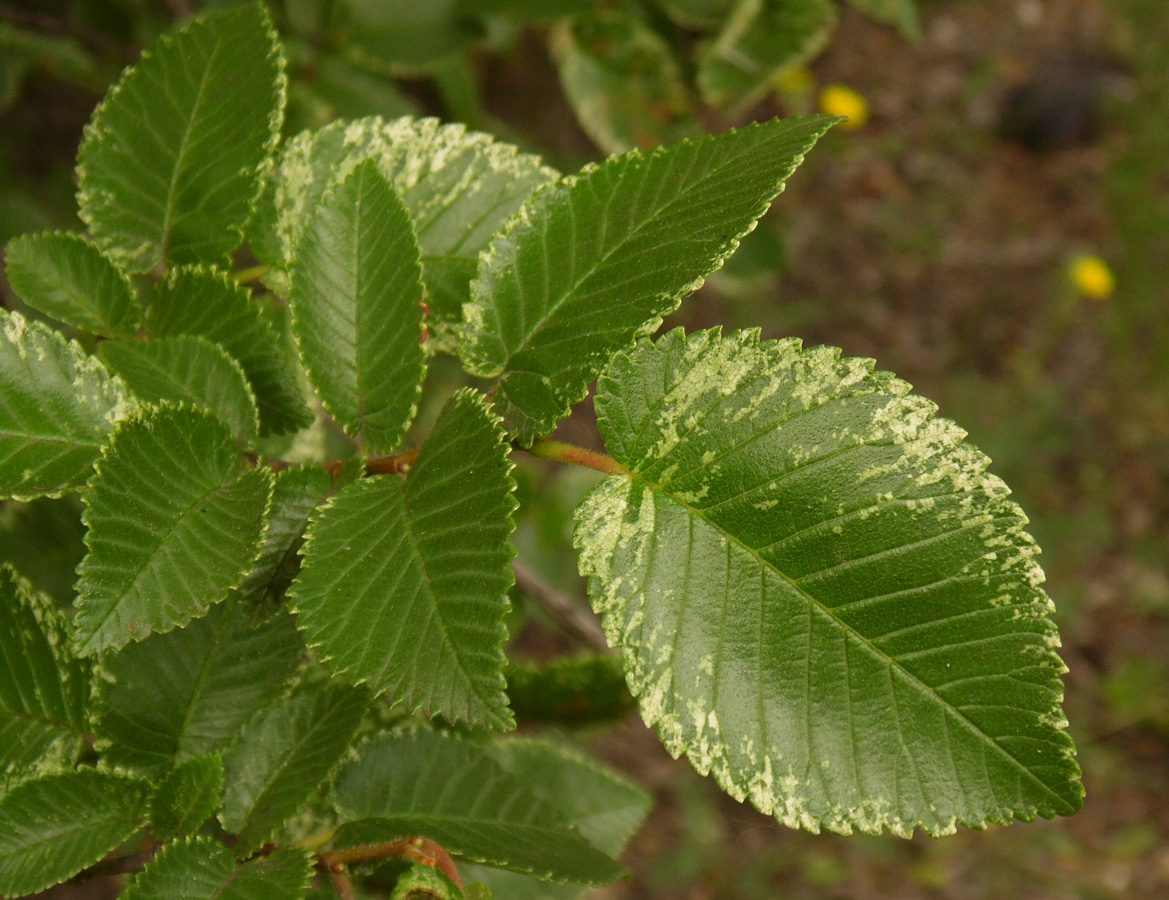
left=1068, top=254, right=1115, bottom=300
left=818, top=84, right=869, bottom=130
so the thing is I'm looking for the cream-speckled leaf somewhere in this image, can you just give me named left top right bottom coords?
left=290, top=389, right=515, bottom=729
left=4, top=231, right=141, bottom=337
left=0, top=566, right=91, bottom=779
left=147, top=266, right=312, bottom=436
left=0, top=310, right=134, bottom=500
left=74, top=406, right=274, bottom=656
left=290, top=159, right=425, bottom=453
left=697, top=0, right=837, bottom=112
left=331, top=729, right=625, bottom=886
left=96, top=599, right=303, bottom=777
left=122, top=837, right=312, bottom=900
left=75, top=3, right=284, bottom=272
left=99, top=335, right=260, bottom=447
left=0, top=769, right=150, bottom=896
left=250, top=115, right=557, bottom=346
left=460, top=116, right=836, bottom=445
left=574, top=328, right=1083, bottom=836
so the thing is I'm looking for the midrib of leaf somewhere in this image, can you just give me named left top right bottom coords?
left=170, top=609, right=233, bottom=760
left=159, top=39, right=217, bottom=266
left=3, top=799, right=142, bottom=853
left=0, top=705, right=93, bottom=743
left=352, top=178, right=368, bottom=432
left=628, top=470, right=1073, bottom=812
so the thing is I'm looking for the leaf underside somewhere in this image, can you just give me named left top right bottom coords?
left=290, top=389, right=516, bottom=729
left=332, top=729, right=626, bottom=886
left=73, top=405, right=273, bottom=656
left=0, top=311, right=133, bottom=501
left=460, top=115, right=837, bottom=445
left=76, top=2, right=284, bottom=272
left=575, top=328, right=1082, bottom=836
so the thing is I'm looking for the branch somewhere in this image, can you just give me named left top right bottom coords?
left=512, top=560, right=609, bottom=652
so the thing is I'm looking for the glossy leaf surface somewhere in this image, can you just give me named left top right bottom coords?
left=460, top=116, right=836, bottom=444
left=575, top=328, right=1082, bottom=835
left=74, top=406, right=273, bottom=655
left=291, top=389, right=515, bottom=729
left=76, top=3, right=284, bottom=272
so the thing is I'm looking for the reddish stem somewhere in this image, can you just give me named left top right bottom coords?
left=527, top=440, right=625, bottom=475
left=320, top=838, right=464, bottom=890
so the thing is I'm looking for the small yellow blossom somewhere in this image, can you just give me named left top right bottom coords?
left=1068, top=254, right=1115, bottom=300
left=818, top=84, right=869, bottom=130
left=774, top=66, right=815, bottom=95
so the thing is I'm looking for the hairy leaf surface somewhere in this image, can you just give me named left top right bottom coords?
left=122, top=838, right=312, bottom=900
left=252, top=115, right=556, bottom=342
left=0, top=769, right=150, bottom=896
left=0, top=566, right=91, bottom=779
left=290, top=159, right=425, bottom=453
left=460, top=116, right=836, bottom=444
left=96, top=599, right=302, bottom=776
left=332, top=730, right=625, bottom=885
left=221, top=681, right=366, bottom=855
left=462, top=738, right=653, bottom=900
left=147, top=266, right=312, bottom=436
left=149, top=754, right=225, bottom=840
left=74, top=406, right=274, bottom=655
left=698, top=0, right=837, bottom=111
left=575, top=328, right=1082, bottom=835
left=99, top=335, right=260, bottom=447
left=76, top=2, right=284, bottom=272
left=0, top=310, right=133, bottom=500
left=4, top=231, right=141, bottom=337
left=291, top=389, right=515, bottom=728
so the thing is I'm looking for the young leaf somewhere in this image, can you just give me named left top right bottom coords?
left=149, top=753, right=225, bottom=840
left=462, top=738, right=652, bottom=900
left=0, top=566, right=92, bottom=779
left=122, top=837, right=313, bottom=900
left=147, top=266, right=312, bottom=436
left=391, top=865, right=464, bottom=900
left=238, top=465, right=339, bottom=609
left=290, top=389, right=516, bottom=729
left=99, top=335, right=260, bottom=447
left=290, top=158, right=426, bottom=453
left=74, top=405, right=274, bottom=656
left=75, top=2, right=285, bottom=272
left=332, top=729, right=625, bottom=886
left=221, top=680, right=367, bottom=855
left=0, top=769, right=151, bottom=896
left=4, top=231, right=141, bottom=337
left=251, top=116, right=557, bottom=342
left=0, top=310, right=134, bottom=500
left=574, top=328, right=1084, bottom=836
left=96, top=599, right=303, bottom=776
left=459, top=115, right=837, bottom=444
left=697, top=0, right=837, bottom=111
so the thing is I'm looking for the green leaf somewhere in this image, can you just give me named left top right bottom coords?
left=550, top=13, right=692, bottom=155
left=150, top=753, right=225, bottom=840
left=344, top=0, right=483, bottom=74
left=460, top=116, right=836, bottom=445
left=506, top=654, right=634, bottom=726
left=332, top=729, right=625, bottom=886
left=238, top=465, right=338, bottom=609
left=75, top=2, right=285, bottom=272
left=74, top=405, right=274, bottom=655
left=4, top=231, right=141, bottom=337
left=697, top=0, right=837, bottom=111
left=221, top=680, right=367, bottom=855
left=0, top=496, right=87, bottom=606
left=251, top=116, right=556, bottom=345
left=461, top=738, right=652, bottom=900
left=122, top=838, right=313, bottom=900
left=147, top=266, right=312, bottom=437
left=99, top=335, right=260, bottom=447
left=574, top=328, right=1083, bottom=835
left=0, top=769, right=151, bottom=896
left=848, top=0, right=919, bottom=38
left=310, top=54, right=421, bottom=122
left=290, top=389, right=515, bottom=729
left=290, top=158, right=425, bottom=453
left=96, top=599, right=303, bottom=777
left=0, top=310, right=134, bottom=500
left=391, top=865, right=464, bottom=900
left=651, top=0, right=735, bottom=27
left=0, top=566, right=91, bottom=779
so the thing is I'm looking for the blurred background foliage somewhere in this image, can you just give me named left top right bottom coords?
left=2, top=0, right=1168, bottom=897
